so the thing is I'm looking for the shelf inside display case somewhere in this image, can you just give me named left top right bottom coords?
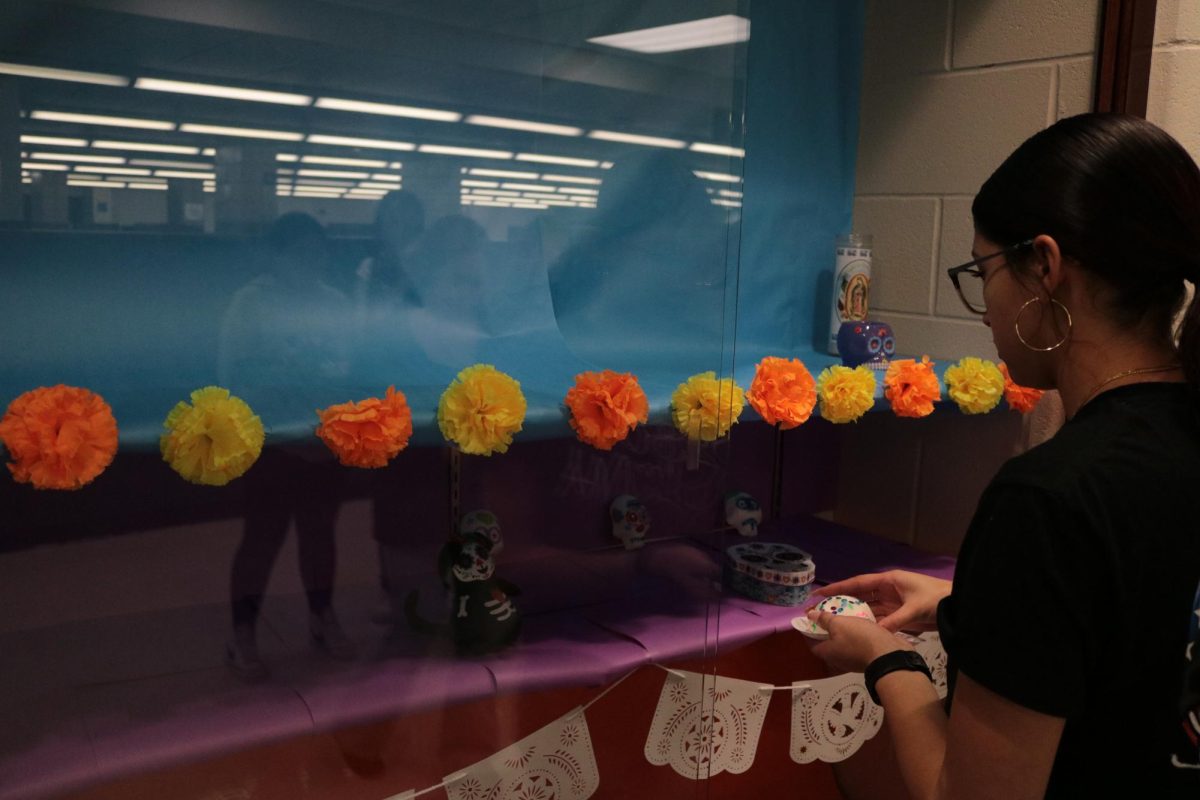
left=0, top=514, right=954, bottom=800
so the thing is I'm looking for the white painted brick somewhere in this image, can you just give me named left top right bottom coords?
left=1154, top=0, right=1200, bottom=44
left=885, top=313, right=998, bottom=362
left=1147, top=47, right=1200, bottom=161
left=852, top=197, right=939, bottom=314
left=856, top=66, right=1054, bottom=195
left=1057, top=57, right=1094, bottom=119
left=952, top=0, right=1101, bottom=67
left=936, top=197, right=980, bottom=319
left=863, top=0, right=949, bottom=80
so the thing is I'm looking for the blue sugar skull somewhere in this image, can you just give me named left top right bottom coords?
left=724, top=491, right=762, bottom=537
left=837, top=320, right=896, bottom=368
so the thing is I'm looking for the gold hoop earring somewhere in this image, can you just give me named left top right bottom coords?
left=1014, top=297, right=1072, bottom=352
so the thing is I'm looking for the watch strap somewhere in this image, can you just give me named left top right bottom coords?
left=864, top=650, right=932, bottom=706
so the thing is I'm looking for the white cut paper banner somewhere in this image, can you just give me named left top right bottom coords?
left=914, top=632, right=949, bottom=700
left=644, top=670, right=771, bottom=779
left=790, top=672, right=883, bottom=764
left=444, top=708, right=599, bottom=800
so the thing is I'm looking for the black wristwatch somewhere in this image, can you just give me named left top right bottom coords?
left=864, top=650, right=932, bottom=706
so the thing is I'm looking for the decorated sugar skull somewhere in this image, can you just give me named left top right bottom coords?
left=837, top=320, right=896, bottom=369
left=791, top=594, right=876, bottom=640
left=459, top=509, right=503, bottom=556
left=610, top=494, right=649, bottom=549
left=724, top=490, right=762, bottom=537
left=447, top=534, right=496, bottom=584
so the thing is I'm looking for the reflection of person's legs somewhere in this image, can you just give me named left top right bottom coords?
left=294, top=459, right=355, bottom=658
left=227, top=450, right=292, bottom=679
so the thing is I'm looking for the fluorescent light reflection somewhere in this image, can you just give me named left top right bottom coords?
left=135, top=77, right=311, bottom=106
left=464, top=115, right=582, bottom=136
left=587, top=130, right=686, bottom=149
left=20, top=135, right=87, bottom=147
left=301, top=155, right=388, bottom=168
left=29, top=152, right=124, bottom=164
left=587, top=15, right=750, bottom=54
left=75, top=165, right=151, bottom=176
left=690, top=142, right=745, bottom=157
left=516, top=153, right=599, bottom=168
left=307, top=134, right=415, bottom=151
left=541, top=174, right=602, bottom=185
left=21, top=162, right=70, bottom=171
left=419, top=144, right=512, bottom=159
left=693, top=170, right=742, bottom=183
left=155, top=170, right=217, bottom=180
left=180, top=123, right=302, bottom=141
left=468, top=168, right=539, bottom=180
left=297, top=169, right=370, bottom=179
left=0, top=62, right=127, bottom=86
left=129, top=159, right=213, bottom=170
left=31, top=110, right=175, bottom=130
left=315, top=97, right=461, bottom=122
left=92, top=140, right=201, bottom=155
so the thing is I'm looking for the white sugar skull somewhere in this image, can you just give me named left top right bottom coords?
left=610, top=494, right=649, bottom=549
left=449, top=537, right=495, bottom=583
left=459, top=509, right=503, bottom=556
left=724, top=491, right=762, bottom=537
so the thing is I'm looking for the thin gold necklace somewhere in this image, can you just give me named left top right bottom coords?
left=1076, top=363, right=1182, bottom=412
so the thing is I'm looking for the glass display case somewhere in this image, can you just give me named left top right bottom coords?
left=0, top=2, right=960, bottom=798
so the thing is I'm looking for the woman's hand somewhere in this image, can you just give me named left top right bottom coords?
left=808, top=610, right=913, bottom=674
left=816, top=570, right=951, bottom=633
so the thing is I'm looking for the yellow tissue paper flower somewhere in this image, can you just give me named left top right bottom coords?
left=438, top=364, right=527, bottom=456
left=160, top=386, right=264, bottom=485
left=816, top=365, right=877, bottom=423
left=670, top=371, right=745, bottom=441
left=944, top=357, right=1005, bottom=414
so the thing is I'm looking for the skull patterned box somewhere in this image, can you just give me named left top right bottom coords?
left=723, top=541, right=816, bottom=606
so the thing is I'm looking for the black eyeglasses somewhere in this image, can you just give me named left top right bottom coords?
left=946, top=239, right=1034, bottom=314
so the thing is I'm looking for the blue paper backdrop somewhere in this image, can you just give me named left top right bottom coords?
left=0, top=1, right=863, bottom=448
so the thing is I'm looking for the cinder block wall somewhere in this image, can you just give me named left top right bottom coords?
left=833, top=0, right=1100, bottom=553
left=1148, top=0, right=1200, bottom=160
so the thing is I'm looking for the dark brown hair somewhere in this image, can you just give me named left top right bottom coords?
left=972, top=113, right=1200, bottom=387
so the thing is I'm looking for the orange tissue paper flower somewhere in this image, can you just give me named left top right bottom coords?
left=884, top=357, right=941, bottom=418
left=747, top=357, right=817, bottom=429
left=0, top=385, right=118, bottom=490
left=564, top=370, right=649, bottom=451
left=999, top=362, right=1045, bottom=414
left=316, top=386, right=414, bottom=467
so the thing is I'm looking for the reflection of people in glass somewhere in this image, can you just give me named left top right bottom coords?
left=217, top=212, right=355, bottom=680
left=547, top=150, right=728, bottom=370
left=403, top=214, right=491, bottom=364
left=353, top=190, right=425, bottom=327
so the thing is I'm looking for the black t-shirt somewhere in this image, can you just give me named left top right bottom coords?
left=937, top=382, right=1200, bottom=797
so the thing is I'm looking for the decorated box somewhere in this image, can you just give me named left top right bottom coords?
left=723, top=542, right=816, bottom=606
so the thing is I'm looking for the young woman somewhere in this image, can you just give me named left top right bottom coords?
left=810, top=114, right=1200, bottom=798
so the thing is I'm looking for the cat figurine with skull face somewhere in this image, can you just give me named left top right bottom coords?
left=404, top=517, right=521, bottom=654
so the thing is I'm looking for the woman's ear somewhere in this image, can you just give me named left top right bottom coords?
left=1032, top=234, right=1066, bottom=295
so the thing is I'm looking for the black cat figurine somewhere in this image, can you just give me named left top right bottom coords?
left=404, top=531, right=521, bottom=655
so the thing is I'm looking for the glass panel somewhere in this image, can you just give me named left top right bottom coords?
left=0, top=1, right=863, bottom=797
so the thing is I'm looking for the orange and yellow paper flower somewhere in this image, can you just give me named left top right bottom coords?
left=564, top=370, right=648, bottom=450
left=160, top=386, right=264, bottom=485
left=747, top=357, right=817, bottom=429
left=816, top=365, right=877, bottom=423
left=944, top=357, right=1005, bottom=415
left=438, top=364, right=526, bottom=455
left=316, top=386, right=413, bottom=467
left=0, top=385, right=118, bottom=490
left=883, top=357, right=941, bottom=418
left=999, top=362, right=1044, bottom=414
left=670, top=371, right=745, bottom=441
